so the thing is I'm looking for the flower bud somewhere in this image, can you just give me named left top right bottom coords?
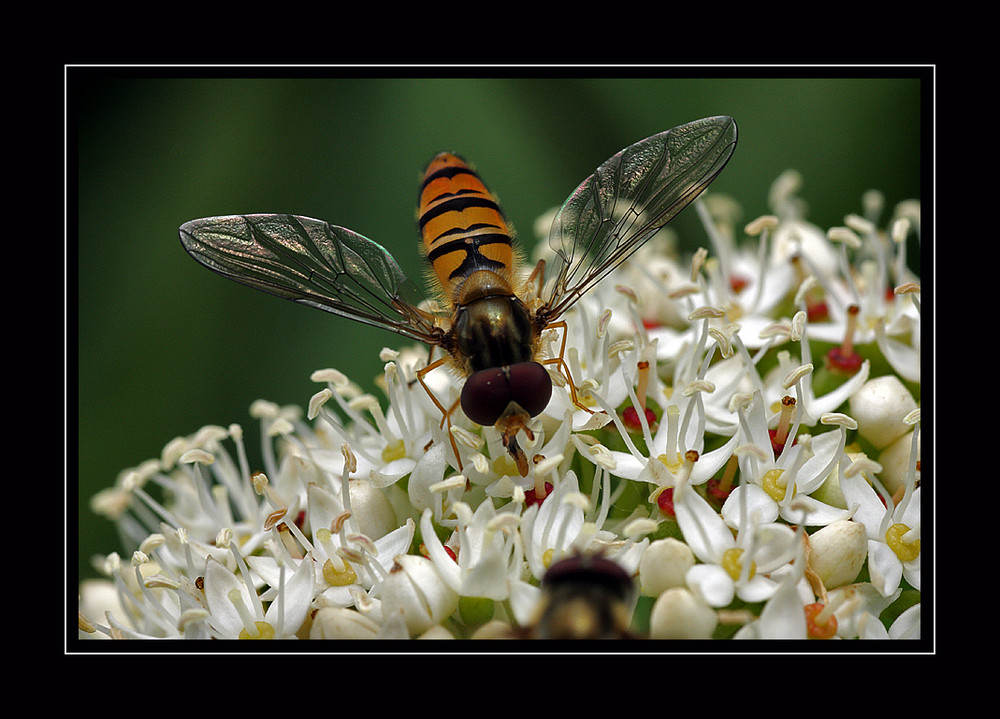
left=309, top=607, right=380, bottom=639
left=808, top=520, right=867, bottom=589
left=639, top=538, right=695, bottom=597
left=878, top=430, right=920, bottom=497
left=849, top=376, right=917, bottom=449
left=649, top=587, right=717, bottom=639
left=348, top=479, right=397, bottom=538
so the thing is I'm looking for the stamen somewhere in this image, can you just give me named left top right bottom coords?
left=790, top=311, right=807, bottom=342
left=827, top=226, right=863, bottom=249
left=122, top=471, right=184, bottom=530
left=690, top=247, right=708, bottom=281
left=267, top=417, right=294, bottom=437
left=451, top=425, right=482, bottom=450
left=826, top=305, right=864, bottom=375
left=782, top=364, right=813, bottom=391
left=263, top=507, right=287, bottom=531
left=430, top=475, right=467, bottom=494
left=635, top=359, right=651, bottom=413
left=382, top=362, right=413, bottom=453
left=220, top=535, right=265, bottom=622
left=671, top=450, right=699, bottom=503
left=588, top=389, right=643, bottom=462
left=533, top=452, right=564, bottom=479
left=771, top=396, right=797, bottom=454
left=339, top=444, right=359, bottom=535
left=708, top=326, right=733, bottom=358
left=707, top=455, right=740, bottom=503
left=350, top=395, right=397, bottom=446
left=688, top=305, right=727, bottom=322
left=658, top=404, right=682, bottom=471
left=744, top=215, right=779, bottom=237
left=821, top=412, right=858, bottom=431
left=307, top=388, right=332, bottom=420
left=844, top=213, right=876, bottom=237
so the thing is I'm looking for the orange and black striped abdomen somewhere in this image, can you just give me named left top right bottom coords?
left=418, top=153, right=516, bottom=298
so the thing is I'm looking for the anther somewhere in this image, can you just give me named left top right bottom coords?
left=827, top=226, right=863, bottom=249
left=744, top=215, right=779, bottom=236
left=820, top=412, right=858, bottom=431
left=307, top=388, right=332, bottom=420
left=180, top=448, right=214, bottom=465
left=782, top=364, right=813, bottom=390
left=689, top=305, right=727, bottom=321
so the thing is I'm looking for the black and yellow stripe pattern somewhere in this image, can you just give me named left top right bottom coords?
left=418, top=153, right=516, bottom=300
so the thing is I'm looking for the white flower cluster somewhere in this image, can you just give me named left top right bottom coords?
left=79, top=172, right=922, bottom=641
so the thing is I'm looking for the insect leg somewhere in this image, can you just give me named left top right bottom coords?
left=526, top=258, right=547, bottom=302
left=415, top=353, right=464, bottom=472
left=540, top=320, right=595, bottom=415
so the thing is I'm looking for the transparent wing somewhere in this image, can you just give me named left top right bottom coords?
left=542, top=116, right=738, bottom=319
left=178, top=213, right=441, bottom=344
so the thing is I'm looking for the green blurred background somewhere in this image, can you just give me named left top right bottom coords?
left=74, top=72, right=925, bottom=582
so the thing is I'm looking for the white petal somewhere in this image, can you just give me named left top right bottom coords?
left=867, top=539, right=903, bottom=597
left=721, top=484, right=779, bottom=531
left=736, top=574, right=778, bottom=604
left=888, top=603, right=921, bottom=639
left=839, top=472, right=887, bottom=538
left=202, top=556, right=252, bottom=637
left=419, top=509, right=462, bottom=592
left=264, top=554, right=317, bottom=636
left=509, top=580, right=542, bottom=627
left=756, top=576, right=806, bottom=639
left=674, top=484, right=734, bottom=563
left=685, top=563, right=735, bottom=608
left=778, top=494, right=854, bottom=526
left=806, top=360, right=870, bottom=420
left=689, top=432, right=740, bottom=484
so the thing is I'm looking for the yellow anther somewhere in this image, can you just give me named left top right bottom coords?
left=762, top=468, right=792, bottom=502
left=657, top=452, right=683, bottom=473
left=542, top=548, right=556, bottom=569
left=720, top=547, right=755, bottom=582
left=238, top=621, right=275, bottom=640
left=323, top=558, right=358, bottom=586
left=885, top=523, right=920, bottom=562
left=381, top=438, right=406, bottom=463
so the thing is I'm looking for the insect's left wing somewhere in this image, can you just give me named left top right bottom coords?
left=179, top=214, right=441, bottom=344
left=542, top=116, right=738, bottom=319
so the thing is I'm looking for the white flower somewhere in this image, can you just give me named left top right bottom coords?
left=202, top=547, right=313, bottom=639
left=379, top=553, right=460, bottom=636
left=840, top=418, right=921, bottom=597
left=81, top=170, right=921, bottom=641
left=673, top=460, right=797, bottom=608
left=520, top=470, right=592, bottom=578
left=419, top=502, right=522, bottom=601
left=726, top=394, right=854, bottom=527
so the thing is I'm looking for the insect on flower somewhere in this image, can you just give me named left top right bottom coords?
left=525, top=552, right=638, bottom=639
left=178, top=116, right=738, bottom=476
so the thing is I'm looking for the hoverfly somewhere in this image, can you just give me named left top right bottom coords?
left=523, top=552, right=638, bottom=639
left=179, top=116, right=737, bottom=476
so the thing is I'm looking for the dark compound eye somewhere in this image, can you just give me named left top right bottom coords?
left=506, top=361, right=552, bottom=417
left=461, top=361, right=552, bottom=426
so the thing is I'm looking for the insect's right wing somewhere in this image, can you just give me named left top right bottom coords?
left=542, top=116, right=738, bottom=320
left=178, top=214, right=442, bottom=344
